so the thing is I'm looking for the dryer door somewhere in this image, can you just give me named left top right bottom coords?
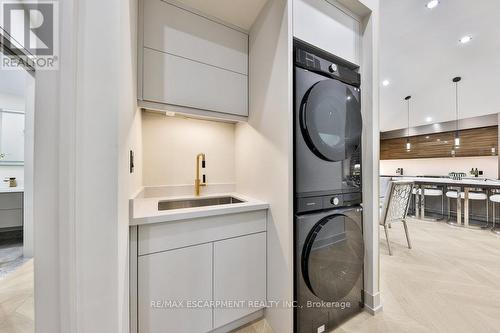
left=300, top=79, right=362, bottom=162
left=301, top=211, right=364, bottom=302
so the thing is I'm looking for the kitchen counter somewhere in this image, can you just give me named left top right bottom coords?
left=0, top=187, right=24, bottom=193
left=393, top=176, right=500, bottom=187
left=130, top=192, right=269, bottom=226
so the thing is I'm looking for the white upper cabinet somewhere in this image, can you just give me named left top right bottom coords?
left=293, top=0, right=360, bottom=65
left=139, top=0, right=249, bottom=120
left=143, top=0, right=248, bottom=75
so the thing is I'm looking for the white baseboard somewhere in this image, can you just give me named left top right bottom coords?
left=364, top=291, right=383, bottom=315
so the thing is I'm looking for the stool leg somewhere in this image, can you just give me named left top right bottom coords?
left=491, top=202, right=495, bottom=229
left=485, top=198, right=489, bottom=228
left=416, top=191, right=420, bottom=219
left=384, top=225, right=392, bottom=255
left=421, top=193, right=425, bottom=219
left=447, top=198, right=451, bottom=221
left=403, top=219, right=412, bottom=249
left=441, top=193, right=444, bottom=220
left=493, top=203, right=500, bottom=235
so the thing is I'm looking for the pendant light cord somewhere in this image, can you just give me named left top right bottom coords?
left=405, top=95, right=411, bottom=139
left=455, top=81, right=459, bottom=132
left=407, top=100, right=410, bottom=138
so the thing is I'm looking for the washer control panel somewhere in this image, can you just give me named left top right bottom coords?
left=296, top=192, right=361, bottom=213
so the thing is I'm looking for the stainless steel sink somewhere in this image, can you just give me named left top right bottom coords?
left=158, top=196, right=244, bottom=211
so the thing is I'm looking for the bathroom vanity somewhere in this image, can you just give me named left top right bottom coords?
left=0, top=187, right=24, bottom=230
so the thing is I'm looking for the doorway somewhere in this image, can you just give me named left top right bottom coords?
left=0, top=46, right=35, bottom=331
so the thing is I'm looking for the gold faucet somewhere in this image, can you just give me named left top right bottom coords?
left=195, top=153, right=207, bottom=196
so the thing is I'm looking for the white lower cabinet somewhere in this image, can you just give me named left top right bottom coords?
left=134, top=210, right=267, bottom=333
left=214, top=233, right=266, bottom=327
left=138, top=243, right=213, bottom=333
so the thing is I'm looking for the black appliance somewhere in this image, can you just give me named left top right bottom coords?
left=294, top=39, right=362, bottom=199
left=294, top=39, right=364, bottom=333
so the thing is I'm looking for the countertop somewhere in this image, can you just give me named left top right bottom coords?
left=130, top=192, right=269, bottom=226
left=394, top=176, right=500, bottom=187
left=0, top=186, right=24, bottom=193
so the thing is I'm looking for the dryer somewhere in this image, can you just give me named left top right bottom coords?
left=294, top=39, right=362, bottom=198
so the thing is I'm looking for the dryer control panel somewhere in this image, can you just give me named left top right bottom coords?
left=296, top=192, right=362, bottom=214
left=294, top=39, right=360, bottom=87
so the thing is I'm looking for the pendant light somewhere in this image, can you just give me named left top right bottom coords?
left=453, top=77, right=462, bottom=147
left=405, top=95, right=412, bottom=151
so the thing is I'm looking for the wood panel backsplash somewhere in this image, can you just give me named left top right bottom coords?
left=380, top=126, right=498, bottom=160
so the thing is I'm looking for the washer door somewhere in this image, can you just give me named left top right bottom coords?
left=301, top=213, right=364, bottom=302
left=300, top=79, right=362, bottom=162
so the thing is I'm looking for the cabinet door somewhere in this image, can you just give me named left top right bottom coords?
left=142, top=48, right=248, bottom=116
left=293, top=0, right=360, bottom=65
left=143, top=0, right=248, bottom=75
left=138, top=243, right=213, bottom=333
left=213, top=232, right=266, bottom=328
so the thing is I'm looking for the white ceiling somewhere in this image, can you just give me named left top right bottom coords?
left=176, top=0, right=268, bottom=31
left=380, top=0, right=500, bottom=132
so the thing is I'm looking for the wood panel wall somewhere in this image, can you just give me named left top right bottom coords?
left=380, top=126, right=498, bottom=160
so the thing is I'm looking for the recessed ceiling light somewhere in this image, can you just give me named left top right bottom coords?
left=425, top=117, right=432, bottom=122
left=165, top=111, right=176, bottom=117
left=459, top=35, right=472, bottom=44
left=382, top=79, right=390, bottom=86
left=426, top=0, right=439, bottom=9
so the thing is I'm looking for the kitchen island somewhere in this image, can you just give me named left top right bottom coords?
left=389, top=176, right=500, bottom=228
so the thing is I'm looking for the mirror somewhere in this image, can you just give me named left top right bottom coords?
left=0, top=109, right=24, bottom=165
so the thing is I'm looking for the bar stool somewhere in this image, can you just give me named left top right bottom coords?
left=420, top=186, right=444, bottom=220
left=446, top=188, right=461, bottom=223
left=409, top=187, right=421, bottom=217
left=459, top=189, right=488, bottom=229
left=489, top=193, right=500, bottom=235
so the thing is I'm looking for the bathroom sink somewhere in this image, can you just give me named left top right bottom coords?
left=158, top=196, right=244, bottom=211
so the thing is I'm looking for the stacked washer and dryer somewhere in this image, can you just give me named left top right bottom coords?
left=293, top=39, right=365, bottom=333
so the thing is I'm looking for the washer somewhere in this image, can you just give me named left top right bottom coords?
left=294, top=39, right=362, bottom=198
left=295, top=195, right=364, bottom=333
left=293, top=39, right=364, bottom=333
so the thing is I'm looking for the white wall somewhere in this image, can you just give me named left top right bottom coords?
left=35, top=0, right=140, bottom=331
left=142, top=112, right=235, bottom=187
left=0, top=91, right=25, bottom=185
left=235, top=0, right=293, bottom=332
left=0, top=92, right=24, bottom=110
left=23, top=73, right=35, bottom=258
left=129, top=109, right=143, bottom=196
left=380, top=156, right=498, bottom=178
left=0, top=165, right=23, bottom=185
left=357, top=0, right=381, bottom=314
